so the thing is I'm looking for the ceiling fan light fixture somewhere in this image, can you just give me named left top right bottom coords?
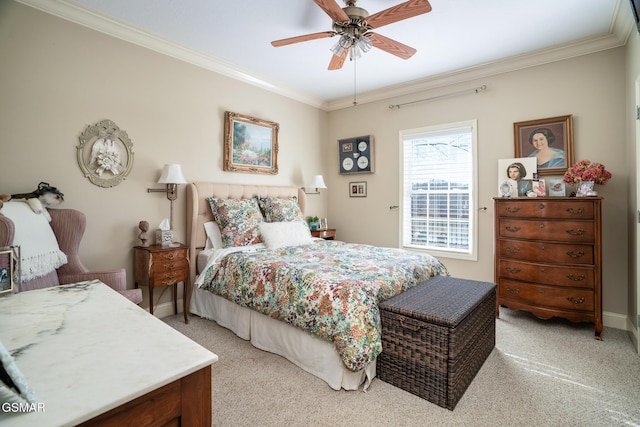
left=357, top=35, right=372, bottom=53
left=330, top=34, right=353, bottom=57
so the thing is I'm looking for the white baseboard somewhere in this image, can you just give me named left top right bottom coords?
left=603, top=310, right=628, bottom=331
left=143, top=299, right=184, bottom=320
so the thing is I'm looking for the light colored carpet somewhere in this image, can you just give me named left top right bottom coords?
left=163, top=308, right=640, bottom=427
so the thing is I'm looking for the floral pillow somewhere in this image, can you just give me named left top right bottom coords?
left=207, top=197, right=264, bottom=248
left=257, top=196, right=304, bottom=222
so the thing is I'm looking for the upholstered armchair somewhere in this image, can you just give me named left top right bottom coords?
left=0, top=208, right=142, bottom=304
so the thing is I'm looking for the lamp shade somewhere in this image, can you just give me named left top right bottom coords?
left=311, top=175, right=327, bottom=189
left=157, top=164, right=187, bottom=184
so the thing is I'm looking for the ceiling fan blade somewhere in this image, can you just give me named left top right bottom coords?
left=313, top=0, right=350, bottom=22
left=369, top=33, right=417, bottom=60
left=367, top=0, right=432, bottom=29
left=271, top=31, right=335, bottom=47
left=328, top=49, right=348, bottom=70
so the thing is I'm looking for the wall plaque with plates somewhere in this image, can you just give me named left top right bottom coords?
left=338, top=135, right=374, bottom=174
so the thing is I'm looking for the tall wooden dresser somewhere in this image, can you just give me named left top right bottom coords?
left=493, top=197, right=602, bottom=339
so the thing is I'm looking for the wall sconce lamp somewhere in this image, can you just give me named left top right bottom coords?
left=302, top=175, right=327, bottom=194
left=147, top=164, right=187, bottom=230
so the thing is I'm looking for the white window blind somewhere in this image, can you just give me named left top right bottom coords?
left=400, top=121, right=477, bottom=260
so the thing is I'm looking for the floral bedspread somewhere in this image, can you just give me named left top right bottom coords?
left=198, top=240, right=449, bottom=371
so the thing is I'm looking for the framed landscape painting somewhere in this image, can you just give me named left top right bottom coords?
left=224, top=111, right=279, bottom=174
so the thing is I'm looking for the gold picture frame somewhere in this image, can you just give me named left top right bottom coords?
left=513, top=115, right=573, bottom=176
left=224, top=111, right=279, bottom=175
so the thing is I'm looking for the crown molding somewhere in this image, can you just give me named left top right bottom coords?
left=326, top=31, right=631, bottom=111
left=17, top=0, right=634, bottom=112
left=15, top=0, right=328, bottom=109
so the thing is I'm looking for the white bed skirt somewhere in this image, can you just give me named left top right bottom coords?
left=190, top=286, right=375, bottom=391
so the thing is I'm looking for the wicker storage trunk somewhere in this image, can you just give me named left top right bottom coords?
left=377, top=275, right=496, bottom=410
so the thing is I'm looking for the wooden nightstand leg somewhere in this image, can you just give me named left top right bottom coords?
left=184, top=279, right=190, bottom=324
left=149, top=286, right=154, bottom=315
left=173, top=283, right=178, bottom=315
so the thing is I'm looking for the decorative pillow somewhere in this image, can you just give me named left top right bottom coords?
left=203, top=221, right=223, bottom=250
left=259, top=221, right=313, bottom=249
left=257, top=196, right=304, bottom=222
left=207, top=197, right=264, bottom=248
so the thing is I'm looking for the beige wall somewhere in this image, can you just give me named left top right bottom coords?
left=327, top=48, right=629, bottom=323
left=0, top=2, right=328, bottom=310
left=0, top=1, right=634, bottom=328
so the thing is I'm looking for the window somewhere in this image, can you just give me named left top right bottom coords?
left=400, top=120, right=478, bottom=260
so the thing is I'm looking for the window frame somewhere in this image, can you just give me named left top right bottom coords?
left=398, top=120, right=478, bottom=261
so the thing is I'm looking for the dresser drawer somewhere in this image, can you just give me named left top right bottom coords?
left=152, top=267, right=188, bottom=286
left=498, top=260, right=594, bottom=288
left=496, top=200, right=594, bottom=220
left=154, top=249, right=188, bottom=262
left=498, top=219, right=594, bottom=243
left=498, top=239, right=594, bottom=264
left=152, top=257, right=189, bottom=272
left=498, top=279, right=594, bottom=312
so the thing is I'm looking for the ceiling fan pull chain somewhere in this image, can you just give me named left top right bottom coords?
left=353, top=53, right=358, bottom=106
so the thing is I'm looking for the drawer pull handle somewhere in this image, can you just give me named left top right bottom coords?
left=538, top=203, right=545, bottom=210
left=566, top=229, right=586, bottom=236
left=566, top=296, right=585, bottom=304
left=505, top=226, right=521, bottom=232
left=540, top=267, right=545, bottom=272
left=566, top=208, right=585, bottom=215
left=162, top=253, right=176, bottom=260
left=505, top=246, right=520, bottom=253
left=566, top=274, right=586, bottom=281
left=399, top=316, right=421, bottom=331
left=505, top=286, right=520, bottom=294
left=505, top=267, right=521, bottom=274
left=567, top=251, right=586, bottom=258
left=539, top=223, right=545, bottom=229
left=505, top=207, right=520, bottom=213
left=160, top=272, right=179, bottom=280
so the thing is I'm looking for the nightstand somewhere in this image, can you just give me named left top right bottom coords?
left=134, top=243, right=190, bottom=323
left=311, top=228, right=336, bottom=240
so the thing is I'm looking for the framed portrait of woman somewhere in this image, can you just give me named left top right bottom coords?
left=514, top=115, right=574, bottom=176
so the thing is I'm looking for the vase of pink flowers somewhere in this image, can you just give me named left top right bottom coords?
left=563, top=159, right=612, bottom=196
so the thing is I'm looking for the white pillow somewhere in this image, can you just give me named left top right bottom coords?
left=204, top=221, right=223, bottom=250
left=259, top=221, right=313, bottom=249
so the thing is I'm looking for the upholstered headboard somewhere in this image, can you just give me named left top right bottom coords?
left=186, top=182, right=306, bottom=284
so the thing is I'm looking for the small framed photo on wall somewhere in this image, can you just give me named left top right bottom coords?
left=349, top=181, right=367, bottom=197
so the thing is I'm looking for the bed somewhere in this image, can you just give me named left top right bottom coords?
left=186, top=182, right=448, bottom=391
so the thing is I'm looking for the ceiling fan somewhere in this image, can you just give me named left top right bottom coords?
left=271, top=0, right=432, bottom=70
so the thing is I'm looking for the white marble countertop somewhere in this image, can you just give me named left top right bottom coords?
left=0, top=280, right=218, bottom=426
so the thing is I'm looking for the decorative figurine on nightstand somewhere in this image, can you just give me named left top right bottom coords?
left=138, top=220, right=149, bottom=247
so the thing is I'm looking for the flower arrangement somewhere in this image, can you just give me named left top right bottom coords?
left=563, top=159, right=612, bottom=186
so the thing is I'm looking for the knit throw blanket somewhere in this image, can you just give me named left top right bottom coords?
left=1, top=202, right=67, bottom=281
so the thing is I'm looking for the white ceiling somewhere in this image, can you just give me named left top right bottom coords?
left=21, top=0, right=634, bottom=110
